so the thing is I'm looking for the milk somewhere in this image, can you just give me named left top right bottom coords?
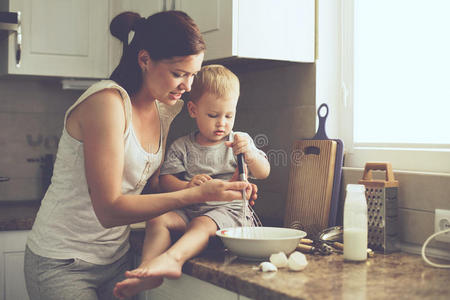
left=344, top=228, right=367, bottom=261
left=343, top=184, right=368, bottom=262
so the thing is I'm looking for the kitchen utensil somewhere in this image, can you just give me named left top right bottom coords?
left=237, top=153, right=246, bottom=182
left=318, top=226, right=343, bottom=244
left=297, top=226, right=343, bottom=255
left=236, top=153, right=262, bottom=227
left=237, top=153, right=247, bottom=219
left=358, top=162, right=400, bottom=253
left=216, top=227, right=307, bottom=260
left=311, top=104, right=344, bottom=227
left=284, top=104, right=339, bottom=235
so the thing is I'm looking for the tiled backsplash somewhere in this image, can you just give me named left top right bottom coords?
left=0, top=77, right=81, bottom=201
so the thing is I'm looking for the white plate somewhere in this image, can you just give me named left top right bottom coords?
left=216, top=227, right=307, bottom=260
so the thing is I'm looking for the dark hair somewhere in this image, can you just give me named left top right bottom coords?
left=109, top=11, right=206, bottom=95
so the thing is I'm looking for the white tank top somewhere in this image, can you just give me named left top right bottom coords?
left=27, top=80, right=183, bottom=264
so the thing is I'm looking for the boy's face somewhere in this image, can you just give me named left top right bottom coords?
left=187, top=92, right=238, bottom=145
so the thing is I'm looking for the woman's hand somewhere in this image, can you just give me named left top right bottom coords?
left=187, top=174, right=212, bottom=188
left=196, top=179, right=250, bottom=203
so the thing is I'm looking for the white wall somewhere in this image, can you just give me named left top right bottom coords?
left=315, top=0, right=341, bottom=138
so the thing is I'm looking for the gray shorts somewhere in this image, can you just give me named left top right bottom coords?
left=24, top=246, right=132, bottom=300
left=175, top=200, right=248, bottom=229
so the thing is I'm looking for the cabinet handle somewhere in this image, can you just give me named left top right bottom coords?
left=16, top=11, right=21, bottom=67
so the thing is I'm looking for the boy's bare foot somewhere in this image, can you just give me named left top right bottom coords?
left=125, top=252, right=183, bottom=279
left=113, top=252, right=183, bottom=299
left=113, top=276, right=163, bottom=299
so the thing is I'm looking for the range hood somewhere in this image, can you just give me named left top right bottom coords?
left=0, top=11, right=21, bottom=67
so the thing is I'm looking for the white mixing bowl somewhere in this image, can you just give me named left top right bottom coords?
left=216, top=227, right=307, bottom=260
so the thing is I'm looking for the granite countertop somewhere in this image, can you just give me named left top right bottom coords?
left=3, top=213, right=449, bottom=300
left=0, top=201, right=40, bottom=230
left=130, top=230, right=450, bottom=300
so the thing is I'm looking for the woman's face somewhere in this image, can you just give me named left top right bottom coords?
left=141, top=52, right=204, bottom=105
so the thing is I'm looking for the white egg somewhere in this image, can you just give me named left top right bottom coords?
left=270, top=252, right=288, bottom=268
left=259, top=262, right=278, bottom=272
left=287, top=251, right=308, bottom=271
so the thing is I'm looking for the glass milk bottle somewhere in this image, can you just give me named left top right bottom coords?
left=343, top=184, right=368, bottom=261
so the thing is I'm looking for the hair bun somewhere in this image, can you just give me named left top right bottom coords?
left=131, top=17, right=147, bottom=33
left=110, top=11, right=141, bottom=43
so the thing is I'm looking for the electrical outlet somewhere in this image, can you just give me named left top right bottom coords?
left=435, top=209, right=450, bottom=243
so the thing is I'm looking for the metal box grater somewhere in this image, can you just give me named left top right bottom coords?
left=358, top=162, right=400, bottom=253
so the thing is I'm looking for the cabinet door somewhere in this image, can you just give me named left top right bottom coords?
left=143, top=273, right=238, bottom=300
left=108, top=0, right=165, bottom=76
left=236, top=0, right=315, bottom=62
left=0, top=230, right=29, bottom=300
left=175, top=0, right=315, bottom=62
left=175, top=0, right=233, bottom=62
left=1, top=0, right=109, bottom=78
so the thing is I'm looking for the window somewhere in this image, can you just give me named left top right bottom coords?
left=341, top=0, right=450, bottom=173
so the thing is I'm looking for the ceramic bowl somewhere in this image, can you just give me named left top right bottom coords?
left=216, top=227, right=307, bottom=260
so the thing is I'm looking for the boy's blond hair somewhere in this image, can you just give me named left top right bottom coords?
left=189, top=64, right=240, bottom=102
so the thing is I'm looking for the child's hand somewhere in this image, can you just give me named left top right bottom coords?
left=188, top=174, right=212, bottom=188
left=225, top=133, right=257, bottom=165
left=246, top=182, right=258, bottom=206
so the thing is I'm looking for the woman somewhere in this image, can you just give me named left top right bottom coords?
left=24, top=11, right=253, bottom=300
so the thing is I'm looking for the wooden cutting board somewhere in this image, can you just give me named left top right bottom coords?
left=284, top=139, right=337, bottom=235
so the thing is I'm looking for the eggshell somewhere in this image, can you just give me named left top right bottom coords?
left=270, top=252, right=288, bottom=268
left=259, top=262, right=278, bottom=272
left=287, top=251, right=308, bottom=271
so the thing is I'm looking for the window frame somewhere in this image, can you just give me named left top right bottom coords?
left=340, top=0, right=450, bottom=174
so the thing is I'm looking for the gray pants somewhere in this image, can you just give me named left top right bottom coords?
left=24, top=246, right=132, bottom=300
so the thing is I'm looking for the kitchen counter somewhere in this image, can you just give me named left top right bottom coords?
left=0, top=217, right=35, bottom=230
left=131, top=230, right=450, bottom=300
left=2, top=212, right=449, bottom=300
left=0, top=201, right=40, bottom=230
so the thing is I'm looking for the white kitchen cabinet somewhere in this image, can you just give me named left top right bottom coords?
left=139, top=273, right=241, bottom=300
left=109, top=0, right=315, bottom=73
left=0, top=230, right=29, bottom=300
left=0, top=0, right=109, bottom=78
left=175, top=0, right=315, bottom=62
left=132, top=251, right=252, bottom=300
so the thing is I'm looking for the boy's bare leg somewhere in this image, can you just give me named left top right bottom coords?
left=113, top=212, right=186, bottom=299
left=126, top=211, right=187, bottom=277
left=130, top=216, right=218, bottom=278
